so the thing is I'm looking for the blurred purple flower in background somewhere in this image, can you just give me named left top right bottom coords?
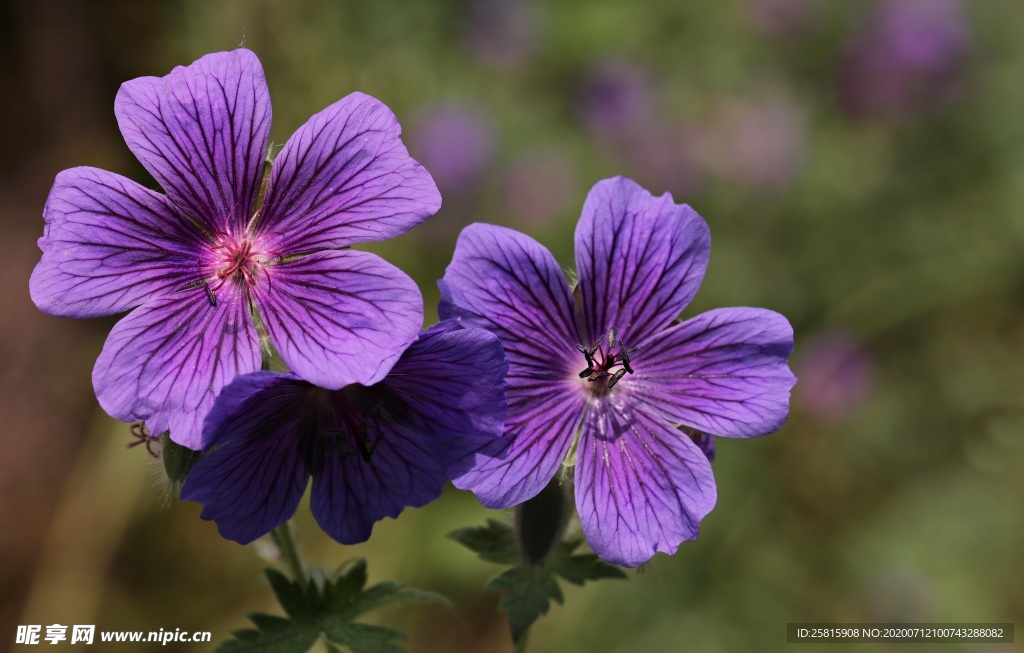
left=441, top=177, right=796, bottom=566
left=501, top=147, right=578, bottom=228
left=463, top=0, right=543, bottom=68
left=837, top=0, right=971, bottom=118
left=742, top=0, right=814, bottom=38
left=795, top=330, right=874, bottom=423
left=621, top=122, right=706, bottom=199
left=410, top=101, right=495, bottom=194
left=29, top=50, right=440, bottom=448
left=181, top=322, right=508, bottom=545
left=709, top=98, right=807, bottom=193
left=578, top=60, right=655, bottom=138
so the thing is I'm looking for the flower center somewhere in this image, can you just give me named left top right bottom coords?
left=319, top=386, right=409, bottom=464
left=576, top=326, right=637, bottom=393
left=211, top=233, right=263, bottom=287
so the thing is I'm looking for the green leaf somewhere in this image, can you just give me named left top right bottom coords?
left=215, top=561, right=443, bottom=653
left=464, top=526, right=628, bottom=644
left=448, top=519, right=518, bottom=564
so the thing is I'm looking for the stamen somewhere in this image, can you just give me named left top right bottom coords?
left=578, top=367, right=595, bottom=378
left=204, top=282, right=217, bottom=307
left=608, top=368, right=627, bottom=388
left=608, top=326, right=616, bottom=348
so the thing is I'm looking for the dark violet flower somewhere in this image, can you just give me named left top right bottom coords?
left=30, top=50, right=440, bottom=448
left=440, top=176, right=796, bottom=567
left=180, top=322, right=508, bottom=544
left=837, top=0, right=971, bottom=118
left=578, top=60, right=655, bottom=138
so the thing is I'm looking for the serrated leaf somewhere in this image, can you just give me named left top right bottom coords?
left=448, top=519, right=518, bottom=564
left=264, top=569, right=316, bottom=621
left=214, top=621, right=318, bottom=653
left=487, top=567, right=561, bottom=643
left=340, top=581, right=447, bottom=620
left=322, top=620, right=408, bottom=653
left=553, top=553, right=627, bottom=585
left=217, top=561, right=443, bottom=653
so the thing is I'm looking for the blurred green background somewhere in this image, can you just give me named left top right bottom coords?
left=1, top=0, right=1021, bottom=651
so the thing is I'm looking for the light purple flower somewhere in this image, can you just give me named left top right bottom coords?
left=796, top=330, right=873, bottom=423
left=410, top=101, right=494, bottom=194
left=440, top=176, right=796, bottom=567
left=578, top=60, right=655, bottom=138
left=180, top=322, right=508, bottom=544
left=29, top=50, right=440, bottom=449
left=838, top=0, right=971, bottom=118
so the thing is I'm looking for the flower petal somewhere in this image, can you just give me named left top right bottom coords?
left=256, top=92, right=441, bottom=253
left=115, top=49, right=271, bottom=235
left=440, top=223, right=585, bottom=507
left=30, top=167, right=205, bottom=318
left=629, top=307, right=796, bottom=437
left=92, top=289, right=261, bottom=449
left=181, top=372, right=317, bottom=544
left=575, top=176, right=710, bottom=343
left=257, top=249, right=423, bottom=389
left=575, top=403, right=717, bottom=567
left=310, top=419, right=447, bottom=545
left=382, top=321, right=508, bottom=470
left=439, top=223, right=580, bottom=371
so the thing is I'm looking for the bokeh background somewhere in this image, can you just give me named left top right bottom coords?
left=1, top=0, right=1022, bottom=651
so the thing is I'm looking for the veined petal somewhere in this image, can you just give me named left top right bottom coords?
left=575, top=176, right=710, bottom=343
left=439, top=223, right=581, bottom=372
left=257, top=92, right=441, bottom=252
left=92, top=289, right=261, bottom=449
left=629, top=308, right=796, bottom=437
left=115, top=49, right=271, bottom=235
left=382, top=322, right=508, bottom=468
left=30, top=167, right=204, bottom=318
left=575, top=403, right=717, bottom=567
left=181, top=372, right=318, bottom=544
left=451, top=382, right=584, bottom=508
left=440, top=223, right=586, bottom=507
left=257, top=249, right=423, bottom=390
left=310, top=420, right=447, bottom=545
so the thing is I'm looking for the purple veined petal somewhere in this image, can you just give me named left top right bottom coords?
left=310, top=419, right=448, bottom=545
left=256, top=92, right=441, bottom=253
left=439, top=223, right=581, bottom=372
left=92, top=289, right=261, bottom=449
left=181, top=372, right=319, bottom=544
left=30, top=167, right=206, bottom=318
left=115, top=49, right=271, bottom=236
left=450, top=382, right=585, bottom=508
left=629, top=307, right=796, bottom=438
left=381, top=322, right=508, bottom=474
left=575, top=176, right=710, bottom=344
left=575, top=402, right=717, bottom=567
left=256, top=249, right=423, bottom=390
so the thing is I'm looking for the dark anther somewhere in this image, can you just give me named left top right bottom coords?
left=608, top=326, right=617, bottom=348
left=608, top=368, right=627, bottom=388
left=575, top=343, right=594, bottom=367
left=587, top=370, right=610, bottom=382
left=578, top=367, right=595, bottom=378
left=619, top=345, right=636, bottom=374
left=204, top=282, right=217, bottom=307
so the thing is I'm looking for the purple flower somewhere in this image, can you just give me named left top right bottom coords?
left=796, top=330, right=873, bottom=423
left=410, top=101, right=494, bottom=194
left=29, top=50, right=440, bottom=448
left=180, top=322, right=508, bottom=544
left=838, top=0, right=971, bottom=118
left=439, top=177, right=796, bottom=567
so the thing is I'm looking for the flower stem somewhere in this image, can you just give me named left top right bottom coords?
left=515, top=630, right=530, bottom=653
left=271, top=522, right=307, bottom=586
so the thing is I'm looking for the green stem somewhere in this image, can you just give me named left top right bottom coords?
left=515, top=630, right=530, bottom=653
left=271, top=522, right=307, bottom=586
